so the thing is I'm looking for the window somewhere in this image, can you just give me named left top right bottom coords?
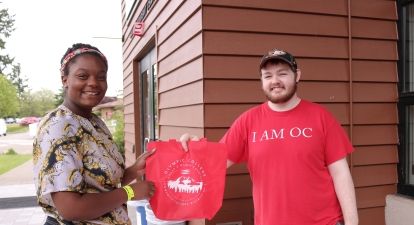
left=125, top=0, right=138, bottom=22
left=139, top=48, right=158, bottom=153
left=398, top=0, right=414, bottom=196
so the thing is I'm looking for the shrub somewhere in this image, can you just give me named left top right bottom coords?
left=112, top=111, right=125, bottom=156
left=4, top=148, right=17, bottom=155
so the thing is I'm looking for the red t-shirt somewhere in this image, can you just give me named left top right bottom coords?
left=221, top=100, right=354, bottom=225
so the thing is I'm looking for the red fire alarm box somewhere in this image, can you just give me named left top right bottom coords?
left=133, top=22, right=144, bottom=37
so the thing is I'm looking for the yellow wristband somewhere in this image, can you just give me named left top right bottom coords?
left=122, top=185, right=135, bottom=201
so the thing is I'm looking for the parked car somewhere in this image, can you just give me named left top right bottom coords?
left=19, top=116, right=40, bottom=125
left=5, top=118, right=16, bottom=124
left=0, top=118, right=7, bottom=136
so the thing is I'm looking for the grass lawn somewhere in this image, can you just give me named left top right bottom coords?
left=0, top=154, right=32, bottom=175
left=6, top=124, right=29, bottom=133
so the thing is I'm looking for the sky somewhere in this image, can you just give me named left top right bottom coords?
left=1, top=0, right=124, bottom=97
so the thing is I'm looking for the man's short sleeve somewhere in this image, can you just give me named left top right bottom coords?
left=220, top=115, right=249, bottom=163
left=324, top=113, right=354, bottom=165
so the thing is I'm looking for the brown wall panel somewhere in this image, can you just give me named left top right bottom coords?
left=352, top=60, right=397, bottom=82
left=204, top=104, right=258, bottom=127
left=356, top=185, right=396, bottom=209
left=158, top=57, right=203, bottom=92
left=353, top=83, right=398, bottom=102
left=122, top=1, right=399, bottom=224
left=122, top=0, right=204, bottom=159
left=124, top=103, right=134, bottom=114
left=124, top=82, right=134, bottom=96
left=204, top=80, right=264, bottom=103
left=157, top=10, right=202, bottom=61
left=159, top=126, right=204, bottom=141
left=122, top=1, right=166, bottom=62
left=352, top=18, right=397, bottom=40
left=158, top=33, right=203, bottom=76
left=123, top=94, right=134, bottom=106
left=353, top=164, right=397, bottom=187
left=205, top=80, right=350, bottom=104
left=321, top=103, right=350, bottom=125
left=157, top=0, right=201, bottom=45
left=205, top=128, right=228, bottom=142
left=353, top=145, right=398, bottom=166
left=203, top=6, right=348, bottom=37
left=159, top=81, right=203, bottom=108
left=124, top=123, right=135, bottom=134
left=204, top=31, right=349, bottom=59
left=202, top=0, right=348, bottom=16
left=353, top=125, right=398, bottom=145
left=124, top=147, right=135, bottom=167
left=224, top=175, right=253, bottom=199
left=353, top=103, right=398, bottom=125
left=123, top=0, right=192, bottom=63
left=123, top=72, right=133, bottom=87
left=358, top=207, right=385, bottom=225
left=124, top=125, right=135, bottom=135
left=204, top=55, right=259, bottom=80
left=204, top=56, right=350, bottom=82
left=124, top=132, right=136, bottom=145
left=298, top=82, right=350, bottom=103
left=159, top=105, right=204, bottom=127
left=208, top=198, right=253, bottom=225
left=352, top=39, right=397, bottom=60
left=124, top=113, right=135, bottom=122
left=227, top=163, right=249, bottom=175
left=352, top=1, right=397, bottom=20
left=299, top=59, right=349, bottom=81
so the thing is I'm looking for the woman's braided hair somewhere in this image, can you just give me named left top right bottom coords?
left=60, top=43, right=108, bottom=75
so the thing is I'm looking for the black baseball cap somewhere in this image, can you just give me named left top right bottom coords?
left=259, top=49, right=298, bottom=72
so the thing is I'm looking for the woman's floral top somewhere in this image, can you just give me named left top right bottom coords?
left=33, top=105, right=129, bottom=225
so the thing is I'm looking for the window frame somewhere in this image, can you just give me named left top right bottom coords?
left=138, top=48, right=158, bottom=154
left=397, top=0, right=414, bottom=196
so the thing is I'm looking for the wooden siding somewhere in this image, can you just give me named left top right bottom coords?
left=121, top=0, right=203, bottom=156
left=122, top=0, right=399, bottom=224
left=201, top=1, right=398, bottom=224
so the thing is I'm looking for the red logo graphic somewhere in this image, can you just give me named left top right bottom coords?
left=162, top=159, right=206, bottom=205
left=133, top=22, right=144, bottom=37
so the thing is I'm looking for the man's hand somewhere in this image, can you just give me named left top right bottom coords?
left=179, top=133, right=200, bottom=151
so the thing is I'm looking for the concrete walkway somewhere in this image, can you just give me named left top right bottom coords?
left=0, top=160, right=46, bottom=225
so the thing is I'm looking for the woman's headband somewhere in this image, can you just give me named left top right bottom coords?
left=60, top=48, right=107, bottom=73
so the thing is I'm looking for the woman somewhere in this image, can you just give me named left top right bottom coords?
left=33, top=43, right=154, bottom=225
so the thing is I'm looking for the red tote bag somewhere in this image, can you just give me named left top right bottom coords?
left=145, top=139, right=227, bottom=220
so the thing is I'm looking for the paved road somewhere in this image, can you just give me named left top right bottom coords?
left=0, top=131, right=33, bottom=154
left=0, top=131, right=45, bottom=225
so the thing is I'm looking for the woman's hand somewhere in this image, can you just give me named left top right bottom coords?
left=122, top=149, right=156, bottom=185
left=179, top=133, right=200, bottom=151
left=131, top=180, right=155, bottom=200
left=132, top=149, right=156, bottom=176
left=51, top=180, right=156, bottom=221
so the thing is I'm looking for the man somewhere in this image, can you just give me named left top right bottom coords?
left=182, top=49, right=358, bottom=225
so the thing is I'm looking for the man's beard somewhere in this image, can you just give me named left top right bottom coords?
left=264, top=83, right=297, bottom=104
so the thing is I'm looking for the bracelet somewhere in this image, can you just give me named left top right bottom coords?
left=122, top=185, right=135, bottom=201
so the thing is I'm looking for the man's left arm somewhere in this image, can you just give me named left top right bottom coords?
left=328, top=157, right=359, bottom=225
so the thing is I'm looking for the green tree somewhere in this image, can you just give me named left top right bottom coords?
left=0, top=6, right=27, bottom=97
left=19, top=89, right=56, bottom=117
left=19, top=91, right=35, bottom=116
left=112, top=110, right=125, bottom=156
left=0, top=7, right=15, bottom=73
left=6, top=63, right=27, bottom=97
left=0, top=75, right=19, bottom=117
left=54, top=87, right=64, bottom=107
left=33, top=89, right=56, bottom=116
